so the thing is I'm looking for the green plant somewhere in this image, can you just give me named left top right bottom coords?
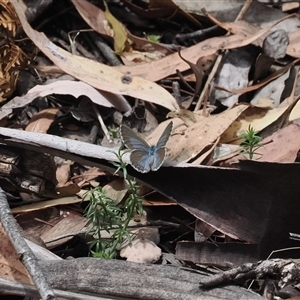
left=145, top=34, right=161, bottom=43
left=107, top=126, right=119, bottom=139
left=84, top=147, right=143, bottom=258
left=240, top=125, right=262, bottom=160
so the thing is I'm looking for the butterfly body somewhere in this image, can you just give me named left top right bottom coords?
left=120, top=122, right=173, bottom=173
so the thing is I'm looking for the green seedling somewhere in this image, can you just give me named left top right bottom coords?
left=240, top=125, right=262, bottom=160
left=84, top=147, right=143, bottom=258
left=145, top=34, right=161, bottom=43
left=108, top=126, right=119, bottom=139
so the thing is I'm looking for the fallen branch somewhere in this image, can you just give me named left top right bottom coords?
left=0, top=187, right=56, bottom=300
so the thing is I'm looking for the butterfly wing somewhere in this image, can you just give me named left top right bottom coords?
left=155, top=121, right=173, bottom=149
left=150, top=147, right=166, bottom=171
left=130, top=150, right=152, bottom=173
left=120, top=125, right=150, bottom=151
left=130, top=148, right=166, bottom=173
left=121, top=122, right=172, bottom=173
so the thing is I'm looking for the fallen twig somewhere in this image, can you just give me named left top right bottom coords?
left=0, top=187, right=56, bottom=300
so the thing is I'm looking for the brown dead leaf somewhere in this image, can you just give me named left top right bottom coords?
left=224, top=124, right=300, bottom=164
left=56, top=160, right=72, bottom=187
left=127, top=34, right=171, bottom=56
left=102, top=178, right=128, bottom=205
left=220, top=104, right=293, bottom=144
left=204, top=10, right=300, bottom=60
left=55, top=183, right=81, bottom=197
left=11, top=0, right=179, bottom=112
left=282, top=2, right=299, bottom=12
left=71, top=167, right=107, bottom=188
left=77, top=178, right=128, bottom=204
left=11, top=195, right=83, bottom=214
left=25, top=108, right=59, bottom=133
left=121, top=49, right=166, bottom=64
left=0, top=80, right=116, bottom=121
left=16, top=207, right=61, bottom=245
left=192, top=136, right=220, bottom=165
left=178, top=49, right=203, bottom=102
left=41, top=214, right=88, bottom=249
left=70, top=0, right=107, bottom=36
left=169, top=104, right=248, bottom=163
left=167, top=109, right=198, bottom=126
left=114, top=13, right=293, bottom=81
left=55, top=160, right=81, bottom=197
left=204, top=10, right=294, bottom=48
left=0, top=223, right=32, bottom=284
left=252, top=98, right=274, bottom=108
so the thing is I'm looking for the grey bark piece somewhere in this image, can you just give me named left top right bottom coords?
left=263, top=29, right=289, bottom=59
left=39, top=258, right=263, bottom=300
left=212, top=48, right=257, bottom=108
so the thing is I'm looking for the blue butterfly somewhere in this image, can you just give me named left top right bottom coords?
left=120, top=122, right=173, bottom=173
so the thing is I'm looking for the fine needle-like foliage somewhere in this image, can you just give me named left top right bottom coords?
left=240, top=125, right=262, bottom=160
left=84, top=147, right=143, bottom=258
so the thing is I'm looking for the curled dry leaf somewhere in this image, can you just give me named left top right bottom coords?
left=55, top=159, right=72, bottom=187
left=0, top=80, right=116, bottom=121
left=25, top=107, right=59, bottom=133
left=220, top=103, right=295, bottom=144
left=11, top=0, right=179, bottom=112
left=168, top=104, right=248, bottom=163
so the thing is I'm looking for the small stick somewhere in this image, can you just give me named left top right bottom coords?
left=0, top=187, right=56, bottom=300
